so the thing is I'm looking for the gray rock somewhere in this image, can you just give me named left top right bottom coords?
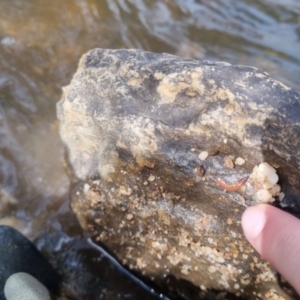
left=0, top=226, right=60, bottom=300
left=4, top=272, right=50, bottom=300
left=57, top=49, right=300, bottom=299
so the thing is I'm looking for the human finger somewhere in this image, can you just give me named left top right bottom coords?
left=242, top=204, right=300, bottom=295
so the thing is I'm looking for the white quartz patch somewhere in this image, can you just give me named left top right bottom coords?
left=249, top=162, right=280, bottom=204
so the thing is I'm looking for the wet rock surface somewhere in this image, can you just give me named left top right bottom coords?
left=57, top=49, right=300, bottom=299
left=35, top=207, right=168, bottom=300
left=0, top=226, right=60, bottom=300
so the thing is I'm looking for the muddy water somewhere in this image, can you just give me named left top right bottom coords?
left=0, top=0, right=299, bottom=299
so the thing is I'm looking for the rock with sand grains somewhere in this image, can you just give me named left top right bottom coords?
left=57, top=48, right=300, bottom=300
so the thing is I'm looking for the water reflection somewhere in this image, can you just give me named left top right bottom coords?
left=0, top=0, right=299, bottom=298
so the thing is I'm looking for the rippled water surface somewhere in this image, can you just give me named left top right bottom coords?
left=0, top=0, right=299, bottom=299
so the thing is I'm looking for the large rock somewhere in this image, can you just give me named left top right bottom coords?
left=57, top=49, right=300, bottom=299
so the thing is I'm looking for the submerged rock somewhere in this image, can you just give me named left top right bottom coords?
left=57, top=49, right=300, bottom=299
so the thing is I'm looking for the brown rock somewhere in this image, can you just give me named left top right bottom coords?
left=57, top=48, right=300, bottom=299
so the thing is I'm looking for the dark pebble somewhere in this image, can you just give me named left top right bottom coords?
left=0, top=226, right=60, bottom=300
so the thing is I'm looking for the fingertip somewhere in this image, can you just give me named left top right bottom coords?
left=241, top=204, right=300, bottom=294
left=241, top=204, right=267, bottom=252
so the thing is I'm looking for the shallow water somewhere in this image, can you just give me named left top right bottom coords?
left=0, top=0, right=299, bottom=299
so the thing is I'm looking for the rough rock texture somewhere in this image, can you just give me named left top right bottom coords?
left=57, top=49, right=300, bottom=299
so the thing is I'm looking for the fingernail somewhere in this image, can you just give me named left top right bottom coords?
left=242, top=206, right=266, bottom=241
